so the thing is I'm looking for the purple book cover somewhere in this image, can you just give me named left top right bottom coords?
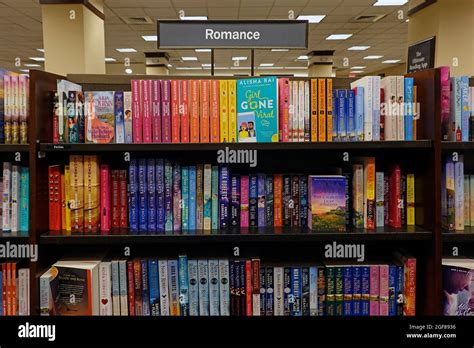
left=249, top=175, right=258, bottom=227
left=439, top=66, right=451, bottom=141
left=161, top=80, right=171, bottom=143
left=147, top=159, right=156, bottom=232
left=164, top=159, right=173, bottom=234
left=138, top=159, right=148, bottom=234
left=257, top=174, right=266, bottom=228
left=299, top=176, right=308, bottom=227
left=443, top=259, right=474, bottom=316
left=219, top=166, right=230, bottom=229
left=172, top=162, right=182, bottom=233
left=156, top=159, right=165, bottom=233
left=128, top=159, right=139, bottom=233
left=240, top=176, right=249, bottom=228
left=230, top=175, right=240, bottom=227
left=151, top=80, right=162, bottom=143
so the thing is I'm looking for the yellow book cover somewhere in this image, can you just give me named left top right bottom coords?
left=69, top=155, right=84, bottom=233
left=310, top=79, right=318, bottom=142
left=219, top=80, right=229, bottom=142
left=60, top=173, right=66, bottom=232
left=64, top=165, right=71, bottom=234
left=407, top=174, right=415, bottom=225
left=317, top=79, right=326, bottom=142
left=228, top=80, right=237, bottom=143
left=326, top=79, right=333, bottom=142
left=365, top=157, right=376, bottom=229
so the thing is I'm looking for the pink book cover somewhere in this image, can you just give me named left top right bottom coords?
left=439, top=66, right=451, bottom=141
left=171, top=80, right=180, bottom=143
left=369, top=265, right=379, bottom=316
left=131, top=80, right=142, bottom=143
left=161, top=80, right=171, bottom=143
left=379, top=264, right=389, bottom=316
left=151, top=80, right=162, bottom=143
left=100, top=164, right=111, bottom=234
left=278, top=78, right=290, bottom=142
left=180, top=80, right=190, bottom=143
left=141, top=80, right=152, bottom=143
left=240, top=175, right=249, bottom=228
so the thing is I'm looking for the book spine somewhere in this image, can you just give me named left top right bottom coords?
left=273, top=174, right=283, bottom=227
left=200, top=80, right=210, bottom=143
left=2, top=163, right=12, bottom=231
left=209, top=259, right=220, bottom=316
left=282, top=175, right=291, bottom=226
left=369, top=265, right=379, bottom=316
left=396, top=76, right=405, bottom=140
left=133, top=259, right=143, bottom=315
left=129, top=160, right=139, bottom=233
left=379, top=264, right=389, bottom=316
left=204, top=165, right=212, bottom=231
left=279, top=78, right=290, bottom=142
left=337, top=90, right=347, bottom=141
left=326, top=79, right=333, bottom=142
left=123, top=92, right=133, bottom=144
left=372, top=77, right=381, bottom=141
left=265, top=267, right=274, bottom=316
left=249, top=175, right=258, bottom=227
left=188, top=259, right=199, bottom=316
left=210, top=80, right=220, bottom=143
left=127, top=261, right=135, bottom=315
left=335, top=267, right=343, bottom=316
left=347, top=89, right=355, bottom=141
left=118, top=261, right=128, bottom=316
left=172, top=162, right=182, bottom=233
left=365, top=158, right=376, bottom=230
left=111, top=171, right=119, bottom=229
left=147, top=159, right=157, bottom=232
left=365, top=79, right=374, bottom=141
left=376, top=171, right=384, bottom=227
left=138, top=159, right=148, bottom=233
left=10, top=165, right=20, bottom=232
left=196, top=165, right=204, bottom=230
left=439, top=67, right=451, bottom=140
left=131, top=80, right=142, bottom=143
left=310, top=79, right=318, bottom=142
left=113, top=91, right=125, bottom=144
left=404, top=77, right=414, bottom=141
left=219, top=80, right=229, bottom=142
left=181, top=167, right=189, bottom=232
left=446, top=160, right=455, bottom=230
left=240, top=175, right=249, bottom=228
left=309, top=266, right=318, bottom=316
left=332, top=90, right=338, bottom=141
left=229, top=261, right=235, bottom=315
left=190, top=80, right=200, bottom=143
left=291, top=267, right=302, bottom=316
left=164, top=160, right=173, bottom=233
left=188, top=166, right=196, bottom=232
left=298, top=80, right=305, bottom=142
left=389, top=165, right=402, bottom=228
left=301, top=267, right=310, bottom=316
left=178, top=255, right=189, bottom=316
left=395, top=265, right=404, bottom=316
left=171, top=80, right=180, bottom=143
left=355, top=87, right=364, bottom=141
left=380, top=86, right=385, bottom=141
left=317, top=267, right=325, bottom=316
left=343, top=266, right=353, bottom=316
left=265, top=176, right=274, bottom=227
left=141, top=259, right=150, bottom=316
left=274, top=266, right=284, bottom=316
left=228, top=80, right=237, bottom=143
left=454, top=157, right=464, bottom=230
left=352, top=266, right=361, bottom=316
left=291, top=175, right=300, bottom=227
left=99, top=262, right=113, bottom=316
left=161, top=80, right=172, bottom=143
left=251, top=259, right=260, bottom=316
left=239, top=261, right=246, bottom=315
left=219, top=259, right=230, bottom=316
left=10, top=76, right=19, bottom=144
left=388, top=265, right=396, bottom=316
left=219, top=166, right=230, bottom=229
left=19, top=167, right=29, bottom=232
left=151, top=80, right=162, bottom=143
left=259, top=266, right=266, bottom=316
left=100, top=165, right=111, bottom=233
left=155, top=161, right=164, bottom=233
left=168, top=260, right=180, bottom=316
left=360, top=266, right=370, bottom=316
left=299, top=175, right=308, bottom=227
left=198, top=259, right=209, bottom=316
left=325, top=266, right=335, bottom=316
left=148, top=259, right=160, bottom=316
left=158, top=260, right=170, bottom=315
left=291, top=81, right=298, bottom=142
left=407, top=174, right=415, bottom=225
left=304, top=81, right=310, bottom=142
left=318, top=79, right=326, bottom=142
left=181, top=80, right=191, bottom=143
left=257, top=174, right=266, bottom=227
left=230, top=175, right=240, bottom=228
left=211, top=166, right=219, bottom=230
left=403, top=257, right=416, bottom=316
left=384, top=175, right=390, bottom=226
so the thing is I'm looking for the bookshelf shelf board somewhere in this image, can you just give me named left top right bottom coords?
left=0, top=144, right=30, bottom=152
left=0, top=231, right=30, bottom=242
left=442, top=228, right=474, bottom=242
left=441, top=141, right=474, bottom=150
left=39, top=140, right=433, bottom=153
left=40, top=227, right=432, bottom=245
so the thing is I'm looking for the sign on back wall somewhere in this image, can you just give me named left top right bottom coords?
left=157, top=20, right=308, bottom=49
left=407, top=36, right=436, bottom=73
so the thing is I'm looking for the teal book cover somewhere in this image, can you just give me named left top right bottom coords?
left=237, top=76, right=279, bottom=143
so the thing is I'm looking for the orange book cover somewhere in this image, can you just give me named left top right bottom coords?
left=190, top=80, right=200, bottom=143
left=326, top=79, right=333, bottom=142
left=310, top=79, right=318, bottom=142
left=317, top=79, right=326, bottom=142
left=171, top=80, right=180, bottom=143
left=11, top=263, right=16, bottom=316
left=200, top=80, right=210, bottom=143
left=273, top=174, right=283, bottom=227
left=180, top=80, right=190, bottom=143
left=210, top=80, right=220, bottom=143
left=6, top=263, right=11, bottom=315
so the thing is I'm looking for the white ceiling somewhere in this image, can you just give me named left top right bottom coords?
left=0, top=0, right=410, bottom=75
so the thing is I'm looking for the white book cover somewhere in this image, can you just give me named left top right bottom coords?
left=396, top=76, right=405, bottom=140
left=376, top=172, right=385, bottom=227
left=167, top=260, right=180, bottom=316
left=471, top=175, right=474, bottom=226
left=218, top=259, right=230, bottom=316
left=188, top=259, right=199, bottom=316
left=2, top=162, right=11, bottom=231
left=111, top=260, right=121, bottom=316
left=304, top=81, right=310, bottom=142
left=158, top=259, right=170, bottom=316
left=208, top=259, right=220, bottom=316
left=381, top=76, right=398, bottom=140
left=309, top=266, right=317, bottom=316
left=198, top=259, right=209, bottom=316
left=351, top=77, right=373, bottom=141
left=464, top=176, right=470, bottom=227
left=292, top=81, right=299, bottom=142
left=118, top=260, right=128, bottom=316
left=10, top=75, right=18, bottom=119
left=372, top=76, right=381, bottom=141
left=18, top=268, right=30, bottom=315
left=39, top=268, right=55, bottom=316
left=274, top=267, right=284, bottom=316
left=298, top=80, right=305, bottom=142
left=10, top=165, right=20, bottom=232
left=56, top=79, right=82, bottom=142
left=99, top=261, right=113, bottom=316
left=454, top=157, right=464, bottom=230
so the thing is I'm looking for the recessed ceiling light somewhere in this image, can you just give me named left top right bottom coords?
left=195, top=49, right=212, bottom=52
left=405, top=19, right=410, bottom=22
left=348, top=46, right=370, bottom=51
left=180, top=16, right=208, bottom=20
left=116, top=48, right=137, bottom=53
left=382, top=59, right=401, bottom=63
left=363, top=55, right=383, bottom=59
left=37, top=48, right=44, bottom=53
left=175, top=67, right=203, bottom=70
left=259, top=63, right=274, bottom=67
left=202, top=63, right=211, bottom=67
left=259, top=66, right=283, bottom=69
left=19, top=69, right=29, bottom=73
left=24, top=64, right=41, bottom=67
left=232, top=56, right=247, bottom=61
left=181, top=56, right=198, bottom=61
left=351, top=66, right=366, bottom=69
left=125, top=68, right=133, bottom=74
left=373, top=0, right=408, bottom=6
left=104, top=57, right=116, bottom=62
left=167, top=64, right=172, bottom=68
left=284, top=67, right=308, bottom=70
left=297, top=55, right=309, bottom=60
left=297, top=15, right=326, bottom=23
left=271, top=49, right=289, bottom=52
left=350, top=70, right=364, bottom=74
left=326, top=34, right=352, bottom=40
left=29, top=57, right=45, bottom=62
left=142, top=35, right=158, bottom=42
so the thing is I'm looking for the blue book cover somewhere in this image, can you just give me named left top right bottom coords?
left=461, top=76, right=470, bottom=141
left=155, top=159, right=165, bottom=233
left=291, top=267, right=302, bottom=316
left=147, top=159, right=156, bottom=233
left=203, top=165, right=212, bottom=230
left=309, top=266, right=318, bottom=316
left=283, top=267, right=291, bottom=316
left=230, top=175, right=240, bottom=227
left=114, top=90, right=125, bottom=144
left=148, top=259, right=160, bottom=316
left=352, top=266, right=361, bottom=316
left=178, top=255, right=189, bottom=316
left=19, top=167, right=29, bottom=232
left=354, top=87, right=364, bottom=141
left=181, top=167, right=189, bottom=232
left=138, top=159, right=148, bottom=234
left=388, top=265, right=397, bottom=316
left=332, top=90, right=338, bottom=141
left=396, top=265, right=404, bottom=316
left=128, top=159, right=139, bottom=233
left=301, top=267, right=310, bottom=316
left=219, top=166, right=230, bottom=229
left=260, top=267, right=266, bottom=316
left=347, top=89, right=356, bottom=141
left=164, top=160, right=173, bottom=234
left=257, top=174, right=265, bottom=227
left=337, top=89, right=347, bottom=141
left=211, top=166, right=219, bottom=230
left=236, top=76, right=279, bottom=143
left=249, top=175, right=258, bottom=227
left=239, top=262, right=246, bottom=314
left=198, top=259, right=209, bottom=316
left=187, top=259, right=199, bottom=316
left=141, top=259, right=150, bottom=316
left=265, top=176, right=274, bottom=227
left=361, top=266, right=370, bottom=316
left=188, top=166, right=197, bottom=232
left=265, top=267, right=274, bottom=316
left=172, top=162, right=181, bottom=233
left=404, top=77, right=414, bottom=141
left=299, top=175, right=308, bottom=227
left=343, top=266, right=353, bottom=316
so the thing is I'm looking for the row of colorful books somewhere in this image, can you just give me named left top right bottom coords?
left=40, top=252, right=416, bottom=316
left=442, top=156, right=473, bottom=231
left=1, top=163, right=29, bottom=233
left=442, top=258, right=474, bottom=316
left=47, top=156, right=415, bottom=234
left=0, top=261, right=30, bottom=316
left=0, top=70, right=29, bottom=144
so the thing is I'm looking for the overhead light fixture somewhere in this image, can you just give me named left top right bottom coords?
left=195, top=49, right=212, bottom=52
left=363, top=55, right=383, bottom=59
left=175, top=67, right=203, bottom=70
left=231, top=66, right=248, bottom=70
left=271, top=49, right=289, bottom=52
left=351, top=66, right=366, bottom=69
left=116, top=48, right=137, bottom=53
left=142, top=35, right=158, bottom=42
left=232, top=56, right=247, bottom=61
left=180, top=16, right=208, bottom=20
left=382, top=59, right=401, bottom=63
left=259, top=63, right=274, bottom=67
left=405, top=19, right=410, bottom=22
left=167, top=64, right=172, bottom=68
left=24, top=63, right=41, bottom=67
left=350, top=70, right=364, bottom=74
left=373, top=0, right=408, bottom=6
left=297, top=55, right=309, bottom=60
left=296, top=15, right=326, bottom=23
left=284, top=67, right=308, bottom=70
left=202, top=63, right=212, bottom=67
left=19, top=69, right=29, bottom=73
left=125, top=68, right=133, bottom=74
left=104, top=57, right=116, bottom=62
left=29, top=57, right=45, bottom=62
left=37, top=48, right=44, bottom=53
left=181, top=56, right=198, bottom=61
left=326, top=34, right=352, bottom=40
left=348, top=46, right=370, bottom=51
left=259, top=66, right=283, bottom=69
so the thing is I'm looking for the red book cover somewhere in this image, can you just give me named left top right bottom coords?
left=141, top=80, right=152, bottom=143
left=180, top=80, right=190, bottom=143
left=6, top=263, right=11, bottom=316
left=380, top=88, right=385, bottom=141
left=111, top=170, right=119, bottom=229
left=273, top=174, right=283, bottom=227
left=133, top=259, right=143, bottom=315
left=48, top=165, right=62, bottom=231
left=171, top=80, right=180, bottom=143
left=200, top=80, right=210, bottom=143
left=100, top=164, right=111, bottom=234
left=210, top=80, right=220, bottom=143
left=151, top=80, right=162, bottom=143
left=161, top=80, right=171, bottom=143
left=1, top=264, right=6, bottom=315
left=389, top=164, right=401, bottom=228
left=190, top=80, right=200, bottom=143
left=278, top=78, right=290, bottom=142
left=251, top=259, right=260, bottom=316
left=127, top=261, right=135, bottom=316
left=131, top=80, right=142, bottom=143
left=119, top=170, right=128, bottom=230
left=245, top=260, right=252, bottom=316
left=11, top=263, right=16, bottom=316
